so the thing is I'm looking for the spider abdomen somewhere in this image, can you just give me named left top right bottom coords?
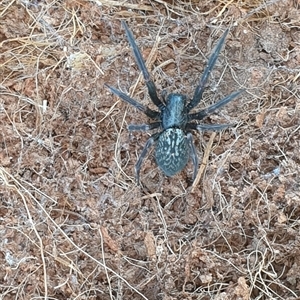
left=155, top=128, right=190, bottom=177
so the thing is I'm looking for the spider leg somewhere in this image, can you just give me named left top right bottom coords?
left=188, top=89, right=244, bottom=121
left=187, top=29, right=229, bottom=112
left=187, top=133, right=199, bottom=180
left=135, top=133, right=159, bottom=185
left=122, top=21, right=164, bottom=110
left=105, top=84, right=160, bottom=119
left=187, top=123, right=233, bottom=131
left=128, top=122, right=161, bottom=131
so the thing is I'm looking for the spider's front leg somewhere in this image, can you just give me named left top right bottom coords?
left=121, top=21, right=165, bottom=111
left=187, top=29, right=229, bottom=112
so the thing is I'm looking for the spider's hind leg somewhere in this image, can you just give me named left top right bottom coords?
left=135, top=133, right=159, bottom=185
left=187, top=133, right=199, bottom=181
left=187, top=123, right=233, bottom=131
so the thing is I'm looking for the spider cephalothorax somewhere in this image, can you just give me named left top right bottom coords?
left=105, top=21, right=243, bottom=184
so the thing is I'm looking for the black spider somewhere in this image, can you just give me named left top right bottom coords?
left=105, top=21, right=243, bottom=184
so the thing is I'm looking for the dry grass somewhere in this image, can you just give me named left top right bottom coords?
left=1, top=0, right=300, bottom=299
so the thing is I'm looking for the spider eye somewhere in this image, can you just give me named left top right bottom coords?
left=166, top=94, right=187, bottom=104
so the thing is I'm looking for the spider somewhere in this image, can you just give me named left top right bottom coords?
left=105, top=21, right=243, bottom=184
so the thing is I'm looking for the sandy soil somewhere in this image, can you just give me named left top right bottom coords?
left=1, top=0, right=300, bottom=299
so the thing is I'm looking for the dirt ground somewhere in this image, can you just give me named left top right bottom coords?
left=1, top=0, right=300, bottom=299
